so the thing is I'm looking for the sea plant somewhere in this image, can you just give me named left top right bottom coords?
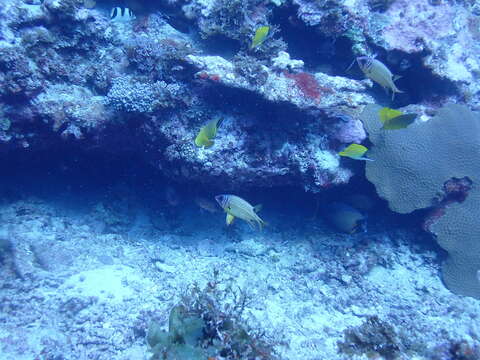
left=147, top=269, right=280, bottom=359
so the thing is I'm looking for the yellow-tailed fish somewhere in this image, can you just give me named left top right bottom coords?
left=357, top=56, right=403, bottom=100
left=325, top=202, right=366, bottom=234
left=338, top=144, right=373, bottom=161
left=215, top=194, right=265, bottom=230
left=250, top=26, right=269, bottom=49
left=379, top=107, right=417, bottom=130
left=194, top=118, right=223, bottom=148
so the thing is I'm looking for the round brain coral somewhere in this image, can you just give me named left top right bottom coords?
left=360, top=103, right=480, bottom=299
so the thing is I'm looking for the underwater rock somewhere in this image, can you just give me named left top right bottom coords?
left=361, top=103, right=480, bottom=299
left=33, top=84, right=108, bottom=138
left=147, top=271, right=279, bottom=359
left=271, top=51, right=304, bottom=71
left=292, top=0, right=480, bottom=109
left=380, top=0, right=480, bottom=106
left=337, top=315, right=404, bottom=360
left=186, top=54, right=375, bottom=110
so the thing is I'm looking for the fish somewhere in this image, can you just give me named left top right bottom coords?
left=324, top=202, right=366, bottom=234
left=338, top=144, right=373, bottom=161
left=250, top=26, right=270, bottom=49
left=356, top=56, right=403, bottom=100
left=83, top=0, right=96, bottom=9
left=215, top=194, right=265, bottom=230
left=194, top=118, right=223, bottom=148
left=194, top=196, right=218, bottom=213
left=110, top=7, right=135, bottom=22
left=378, top=107, right=417, bottom=130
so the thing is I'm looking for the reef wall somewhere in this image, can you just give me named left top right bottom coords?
left=1, top=0, right=476, bottom=193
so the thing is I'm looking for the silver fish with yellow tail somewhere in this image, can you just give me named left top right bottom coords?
left=357, top=56, right=403, bottom=100
left=215, top=194, right=265, bottom=230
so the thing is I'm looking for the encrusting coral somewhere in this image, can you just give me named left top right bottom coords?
left=361, top=103, right=480, bottom=299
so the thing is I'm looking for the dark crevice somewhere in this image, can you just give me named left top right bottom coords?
left=272, top=4, right=353, bottom=75
left=271, top=4, right=460, bottom=107
left=196, top=34, right=242, bottom=60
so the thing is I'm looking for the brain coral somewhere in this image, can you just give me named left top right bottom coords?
left=360, top=103, right=480, bottom=299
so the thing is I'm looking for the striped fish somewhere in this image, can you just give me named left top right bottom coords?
left=215, top=194, right=265, bottom=230
left=357, top=56, right=403, bottom=100
left=110, top=7, right=135, bottom=22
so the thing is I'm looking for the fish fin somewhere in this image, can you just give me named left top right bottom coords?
left=358, top=157, right=374, bottom=161
left=226, top=213, right=235, bottom=226
left=391, top=89, right=403, bottom=101
left=203, top=139, right=214, bottom=148
left=345, top=58, right=356, bottom=72
left=393, top=74, right=402, bottom=81
left=253, top=204, right=262, bottom=213
left=246, top=220, right=256, bottom=230
left=259, top=220, right=268, bottom=231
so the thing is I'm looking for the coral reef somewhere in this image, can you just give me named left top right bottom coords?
left=430, top=341, right=480, bottom=360
left=1, top=0, right=480, bottom=359
left=291, top=0, right=480, bottom=108
left=106, top=76, right=182, bottom=113
left=147, top=270, right=278, bottom=359
left=337, top=315, right=403, bottom=359
left=0, top=0, right=371, bottom=192
left=361, top=103, right=480, bottom=299
left=186, top=54, right=374, bottom=110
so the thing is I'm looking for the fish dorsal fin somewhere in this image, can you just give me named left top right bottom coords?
left=253, top=204, right=262, bottom=213
left=345, top=58, right=356, bottom=72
